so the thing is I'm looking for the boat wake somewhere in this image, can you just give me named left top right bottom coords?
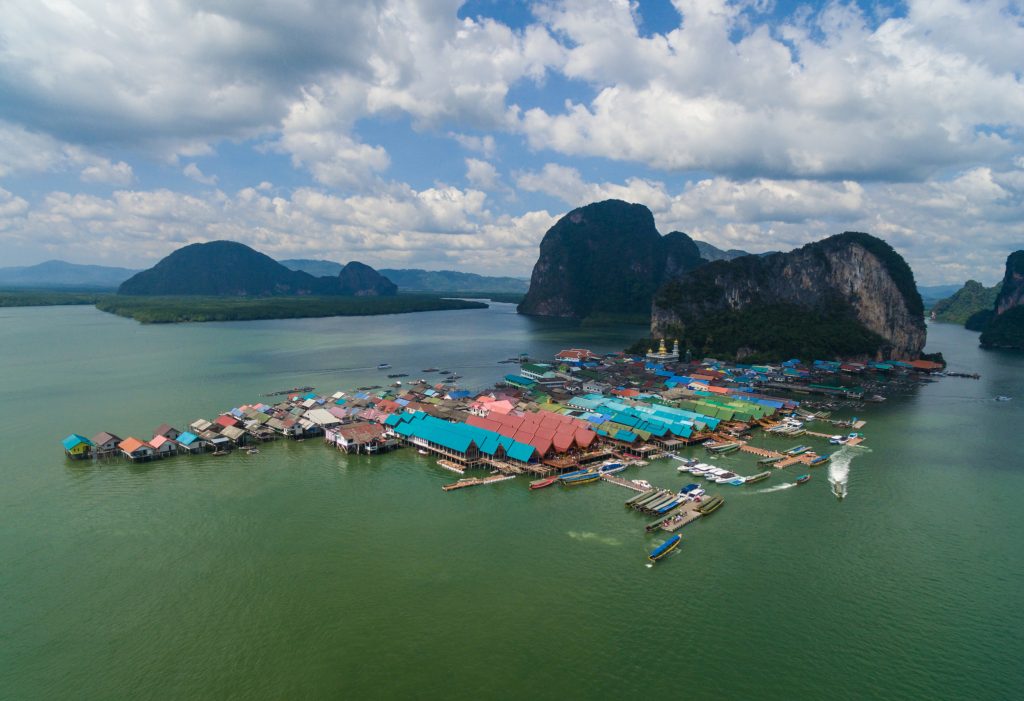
left=567, top=531, right=621, bottom=547
left=756, top=483, right=796, bottom=494
left=827, top=445, right=870, bottom=500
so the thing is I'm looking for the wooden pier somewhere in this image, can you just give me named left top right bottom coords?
left=442, top=474, right=516, bottom=491
left=738, top=444, right=784, bottom=459
left=660, top=507, right=703, bottom=532
left=601, top=475, right=649, bottom=492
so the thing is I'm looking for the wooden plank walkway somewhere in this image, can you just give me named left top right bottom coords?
left=738, top=444, right=784, bottom=458
left=601, top=474, right=648, bottom=492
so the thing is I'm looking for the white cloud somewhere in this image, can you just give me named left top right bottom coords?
left=450, top=133, right=497, bottom=157
left=520, top=0, right=1024, bottom=180
left=183, top=163, right=217, bottom=186
left=0, top=181, right=552, bottom=275
left=465, top=158, right=501, bottom=190
left=80, top=159, right=134, bottom=186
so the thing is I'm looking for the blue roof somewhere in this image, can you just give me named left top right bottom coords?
left=393, top=412, right=537, bottom=462
left=507, top=442, right=536, bottom=462
left=177, top=431, right=199, bottom=445
left=504, top=374, right=535, bottom=386
left=61, top=433, right=93, bottom=450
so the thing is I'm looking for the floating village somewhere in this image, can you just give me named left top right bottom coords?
left=61, top=339, right=951, bottom=564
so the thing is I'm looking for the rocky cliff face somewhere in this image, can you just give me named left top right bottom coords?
left=994, top=251, right=1024, bottom=315
left=652, top=232, right=926, bottom=360
left=518, top=200, right=703, bottom=319
left=979, top=251, right=1024, bottom=349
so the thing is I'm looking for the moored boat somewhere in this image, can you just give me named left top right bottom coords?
left=648, top=534, right=682, bottom=563
left=809, top=453, right=831, bottom=466
left=744, top=471, right=772, bottom=484
left=696, top=495, right=724, bottom=515
left=758, top=455, right=783, bottom=465
left=796, top=474, right=811, bottom=485
left=599, top=461, right=626, bottom=474
left=561, top=472, right=601, bottom=485
left=530, top=476, right=559, bottom=489
left=785, top=445, right=810, bottom=456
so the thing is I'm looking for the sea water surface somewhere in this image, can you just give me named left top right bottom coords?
left=1, top=306, right=1022, bottom=700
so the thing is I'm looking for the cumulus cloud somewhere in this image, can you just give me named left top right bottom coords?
left=521, top=0, right=1024, bottom=180
left=183, top=163, right=217, bottom=186
left=1, top=0, right=1023, bottom=282
left=0, top=182, right=553, bottom=275
left=515, top=161, right=1024, bottom=284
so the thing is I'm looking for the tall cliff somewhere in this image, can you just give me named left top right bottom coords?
left=979, top=251, right=1024, bottom=349
left=517, top=200, right=703, bottom=320
left=651, top=232, right=926, bottom=361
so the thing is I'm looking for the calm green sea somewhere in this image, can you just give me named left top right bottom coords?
left=1, top=305, right=1022, bottom=700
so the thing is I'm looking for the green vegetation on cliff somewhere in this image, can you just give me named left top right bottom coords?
left=96, top=295, right=485, bottom=324
left=931, top=280, right=1002, bottom=324
left=980, top=307, right=1024, bottom=349
left=651, top=301, right=886, bottom=363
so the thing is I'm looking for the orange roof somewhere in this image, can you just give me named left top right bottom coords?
left=909, top=359, right=944, bottom=370
left=118, top=437, right=148, bottom=453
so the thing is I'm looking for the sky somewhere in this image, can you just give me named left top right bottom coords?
left=1, top=0, right=1023, bottom=285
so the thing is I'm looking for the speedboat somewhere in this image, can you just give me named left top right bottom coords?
left=689, top=487, right=706, bottom=498
left=648, top=534, right=682, bottom=563
left=377, top=363, right=391, bottom=369
left=995, top=395, right=1012, bottom=401
left=632, top=479, right=652, bottom=490
left=727, top=477, right=746, bottom=486
left=599, top=461, right=626, bottom=474
left=828, top=434, right=847, bottom=445
left=417, top=449, right=429, bottom=455
left=796, top=474, right=811, bottom=485
left=679, top=483, right=700, bottom=494
left=714, top=471, right=738, bottom=483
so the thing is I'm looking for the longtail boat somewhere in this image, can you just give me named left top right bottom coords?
left=744, top=471, right=772, bottom=484
left=796, top=474, right=811, bottom=485
left=696, top=496, right=724, bottom=515
left=648, top=534, right=682, bottom=563
left=529, top=476, right=558, bottom=490
left=560, top=472, right=601, bottom=485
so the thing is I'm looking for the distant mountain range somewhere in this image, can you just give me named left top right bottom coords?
left=693, top=241, right=752, bottom=261
left=119, top=242, right=396, bottom=297
left=281, top=260, right=529, bottom=292
left=0, top=260, right=138, bottom=289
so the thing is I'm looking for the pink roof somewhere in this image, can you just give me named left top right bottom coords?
left=488, top=400, right=515, bottom=415
left=149, top=435, right=173, bottom=449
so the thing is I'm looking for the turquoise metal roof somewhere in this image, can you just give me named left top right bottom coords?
left=61, top=433, right=93, bottom=450
left=177, top=431, right=199, bottom=445
left=507, top=442, right=536, bottom=462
